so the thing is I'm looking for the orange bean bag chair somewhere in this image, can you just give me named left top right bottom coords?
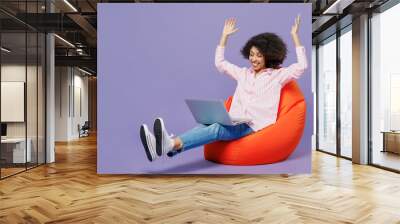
left=204, top=80, right=306, bottom=165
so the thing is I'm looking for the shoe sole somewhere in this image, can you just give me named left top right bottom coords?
left=154, top=118, right=163, bottom=156
left=140, top=125, right=153, bottom=162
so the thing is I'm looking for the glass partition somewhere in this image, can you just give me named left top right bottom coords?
left=1, top=31, right=28, bottom=177
left=27, top=30, right=38, bottom=170
left=317, top=35, right=337, bottom=154
left=0, top=1, right=46, bottom=179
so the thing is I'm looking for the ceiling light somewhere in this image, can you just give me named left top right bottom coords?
left=78, top=67, right=93, bottom=76
left=323, top=0, right=343, bottom=14
left=63, top=0, right=78, bottom=12
left=1, top=47, right=11, bottom=53
left=322, top=0, right=356, bottom=15
left=54, top=34, right=75, bottom=48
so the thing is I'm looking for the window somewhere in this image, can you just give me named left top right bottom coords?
left=371, top=2, right=400, bottom=171
left=339, top=27, right=352, bottom=158
left=317, top=35, right=337, bottom=154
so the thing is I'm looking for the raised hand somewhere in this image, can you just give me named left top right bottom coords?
left=219, top=18, right=239, bottom=47
left=291, top=15, right=302, bottom=47
left=291, top=15, right=301, bottom=36
left=222, top=18, right=239, bottom=36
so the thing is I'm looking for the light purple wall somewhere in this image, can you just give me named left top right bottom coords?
left=98, top=3, right=312, bottom=174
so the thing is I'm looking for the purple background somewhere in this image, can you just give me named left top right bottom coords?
left=98, top=3, right=312, bottom=174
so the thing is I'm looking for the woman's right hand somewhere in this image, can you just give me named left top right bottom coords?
left=222, top=18, right=239, bottom=36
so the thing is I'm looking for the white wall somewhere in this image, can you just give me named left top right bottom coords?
left=1, top=65, right=40, bottom=137
left=70, top=72, right=89, bottom=138
left=1, top=65, right=26, bottom=132
left=55, top=67, right=89, bottom=141
left=55, top=66, right=69, bottom=141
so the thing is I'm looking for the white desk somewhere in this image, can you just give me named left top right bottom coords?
left=1, top=138, right=32, bottom=163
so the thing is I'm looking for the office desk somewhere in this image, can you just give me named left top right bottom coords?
left=1, top=138, right=32, bottom=163
left=381, top=131, right=400, bottom=154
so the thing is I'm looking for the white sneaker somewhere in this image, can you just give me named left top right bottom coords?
left=139, top=124, right=157, bottom=162
left=153, top=118, right=174, bottom=156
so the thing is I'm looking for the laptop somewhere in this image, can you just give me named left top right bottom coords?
left=185, top=99, right=251, bottom=126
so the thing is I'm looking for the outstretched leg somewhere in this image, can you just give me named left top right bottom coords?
left=167, top=122, right=253, bottom=157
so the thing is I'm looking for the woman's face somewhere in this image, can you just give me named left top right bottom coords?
left=249, top=46, right=266, bottom=73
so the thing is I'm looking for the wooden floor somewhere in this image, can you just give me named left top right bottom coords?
left=1, top=134, right=400, bottom=224
left=1, top=167, right=26, bottom=178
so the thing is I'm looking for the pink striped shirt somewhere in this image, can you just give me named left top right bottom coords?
left=215, top=45, right=307, bottom=131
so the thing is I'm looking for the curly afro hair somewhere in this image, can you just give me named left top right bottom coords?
left=241, top=32, right=287, bottom=69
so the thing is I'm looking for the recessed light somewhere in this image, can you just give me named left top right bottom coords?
left=1, top=47, right=11, bottom=53
left=54, top=34, right=75, bottom=48
left=63, top=0, right=78, bottom=12
left=78, top=67, right=93, bottom=76
left=323, top=0, right=343, bottom=14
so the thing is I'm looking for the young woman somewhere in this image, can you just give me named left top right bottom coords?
left=140, top=16, right=307, bottom=162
